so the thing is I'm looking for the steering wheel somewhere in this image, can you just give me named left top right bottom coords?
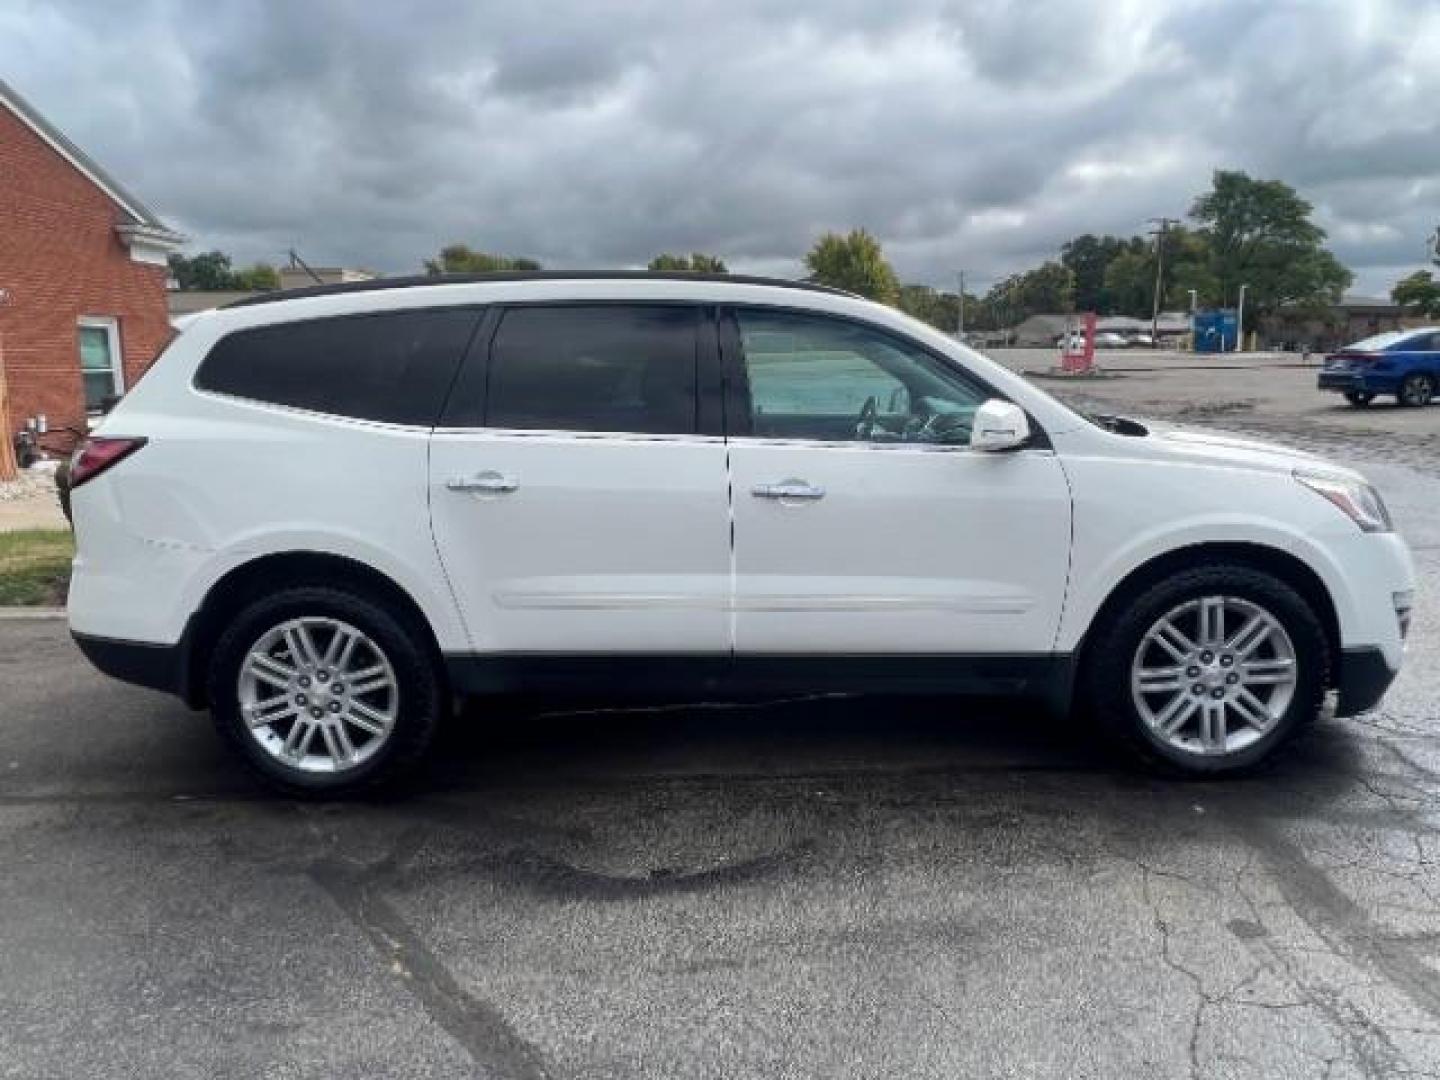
left=916, top=410, right=969, bottom=444
left=855, top=395, right=879, bottom=440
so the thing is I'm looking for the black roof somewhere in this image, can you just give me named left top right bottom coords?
left=223, top=271, right=857, bottom=309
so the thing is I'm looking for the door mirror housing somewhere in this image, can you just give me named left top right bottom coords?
left=969, top=399, right=1031, bottom=452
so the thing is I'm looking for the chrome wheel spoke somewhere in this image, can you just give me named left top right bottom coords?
left=248, top=652, right=297, bottom=689
left=1231, top=688, right=1275, bottom=732
left=1225, top=614, right=1269, bottom=658
left=346, top=665, right=391, bottom=697
left=1153, top=619, right=1196, bottom=662
left=247, top=696, right=300, bottom=728
left=1240, top=658, right=1294, bottom=685
left=1137, top=666, right=1187, bottom=693
left=1199, top=701, right=1227, bottom=752
left=346, top=700, right=391, bottom=735
left=283, top=718, right=315, bottom=758
left=324, top=627, right=359, bottom=670
left=1153, top=692, right=1198, bottom=736
left=1198, top=597, right=1225, bottom=647
left=284, top=626, right=322, bottom=670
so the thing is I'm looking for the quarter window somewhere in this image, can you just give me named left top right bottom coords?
left=734, top=309, right=987, bottom=444
left=77, top=317, right=123, bottom=414
left=484, top=305, right=698, bottom=434
left=195, top=309, right=480, bottom=426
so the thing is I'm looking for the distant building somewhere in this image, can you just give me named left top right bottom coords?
left=1260, top=294, right=1418, bottom=351
left=1009, top=311, right=1190, bottom=346
left=0, top=77, right=184, bottom=436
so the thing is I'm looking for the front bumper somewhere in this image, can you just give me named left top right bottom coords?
left=1334, top=646, right=1398, bottom=717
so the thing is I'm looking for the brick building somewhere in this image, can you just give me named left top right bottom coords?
left=0, top=77, right=183, bottom=446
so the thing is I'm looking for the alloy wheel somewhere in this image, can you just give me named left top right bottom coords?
left=237, top=616, right=399, bottom=774
left=1400, top=374, right=1434, bottom=407
left=1130, top=596, right=1297, bottom=757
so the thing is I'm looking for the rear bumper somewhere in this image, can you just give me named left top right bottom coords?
left=1334, top=646, right=1398, bottom=717
left=72, top=632, right=186, bottom=698
left=1317, top=372, right=1398, bottom=394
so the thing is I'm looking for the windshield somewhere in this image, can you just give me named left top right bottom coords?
left=1344, top=330, right=1410, bottom=352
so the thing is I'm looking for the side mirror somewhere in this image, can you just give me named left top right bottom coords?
left=969, top=399, right=1031, bottom=452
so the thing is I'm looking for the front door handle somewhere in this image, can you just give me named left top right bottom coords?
left=752, top=480, right=825, bottom=501
left=446, top=470, right=518, bottom=494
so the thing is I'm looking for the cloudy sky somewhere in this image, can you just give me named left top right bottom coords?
left=3, top=0, right=1438, bottom=295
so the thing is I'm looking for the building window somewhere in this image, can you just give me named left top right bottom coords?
left=77, top=317, right=124, bottom=414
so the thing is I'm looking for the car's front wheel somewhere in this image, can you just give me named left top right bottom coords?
left=209, top=586, right=443, bottom=796
left=1083, top=565, right=1328, bottom=775
left=1399, top=373, right=1435, bottom=407
left=1343, top=390, right=1375, bottom=407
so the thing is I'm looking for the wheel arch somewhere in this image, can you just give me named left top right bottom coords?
left=1074, top=542, right=1341, bottom=686
left=180, top=551, right=444, bottom=708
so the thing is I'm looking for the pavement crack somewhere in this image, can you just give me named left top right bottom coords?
left=310, top=855, right=552, bottom=1080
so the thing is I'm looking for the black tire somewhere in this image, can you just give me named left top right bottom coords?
left=209, top=585, right=443, bottom=797
left=1081, top=564, right=1328, bottom=776
left=1343, top=390, right=1375, bottom=408
left=1398, top=373, right=1434, bottom=408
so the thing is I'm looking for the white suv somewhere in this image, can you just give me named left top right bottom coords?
left=67, top=274, right=1415, bottom=794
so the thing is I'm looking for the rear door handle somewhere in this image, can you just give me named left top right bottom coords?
left=752, top=480, right=825, bottom=501
left=446, top=470, right=518, bottom=494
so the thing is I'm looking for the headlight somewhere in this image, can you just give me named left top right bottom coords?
left=1294, top=469, right=1393, bottom=533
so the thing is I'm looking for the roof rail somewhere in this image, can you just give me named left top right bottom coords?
left=222, top=271, right=858, bottom=309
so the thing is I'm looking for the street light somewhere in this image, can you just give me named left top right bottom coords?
left=1187, top=289, right=1197, bottom=313
left=1235, top=284, right=1249, bottom=353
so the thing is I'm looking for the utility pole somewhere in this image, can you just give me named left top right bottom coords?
left=956, top=271, right=965, bottom=339
left=1148, top=217, right=1179, bottom=345
left=1235, top=283, right=1249, bottom=354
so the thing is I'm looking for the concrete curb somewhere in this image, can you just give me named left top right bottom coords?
left=0, top=607, right=67, bottom=620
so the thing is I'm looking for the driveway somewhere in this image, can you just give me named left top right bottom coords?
left=0, top=450, right=1436, bottom=1079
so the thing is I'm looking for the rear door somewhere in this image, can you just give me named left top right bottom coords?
left=428, top=303, right=731, bottom=654
left=723, top=306, right=1072, bottom=656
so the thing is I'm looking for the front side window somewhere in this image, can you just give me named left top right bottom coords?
left=485, top=305, right=698, bottom=434
left=734, top=308, right=986, bottom=444
left=195, top=308, right=480, bottom=426
left=77, top=318, right=123, bottom=413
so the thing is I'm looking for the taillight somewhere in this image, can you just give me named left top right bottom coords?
left=69, top=437, right=147, bottom=489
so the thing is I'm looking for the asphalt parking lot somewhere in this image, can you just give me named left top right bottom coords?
left=2, top=368, right=1438, bottom=1078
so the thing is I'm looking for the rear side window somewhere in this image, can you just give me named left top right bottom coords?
left=195, top=309, right=480, bottom=425
left=483, top=305, right=698, bottom=434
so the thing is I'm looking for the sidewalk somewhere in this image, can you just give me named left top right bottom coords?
left=0, top=473, right=67, bottom=532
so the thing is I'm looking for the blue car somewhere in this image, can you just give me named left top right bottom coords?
left=1318, top=327, right=1440, bottom=407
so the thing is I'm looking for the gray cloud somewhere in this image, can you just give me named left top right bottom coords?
left=3, top=0, right=1437, bottom=295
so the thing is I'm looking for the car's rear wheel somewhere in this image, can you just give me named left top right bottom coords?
left=1343, top=390, right=1375, bottom=407
left=209, top=586, right=443, bottom=796
left=1398, top=373, right=1434, bottom=407
left=1082, top=565, right=1328, bottom=775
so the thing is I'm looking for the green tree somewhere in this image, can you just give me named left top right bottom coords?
left=234, top=262, right=280, bottom=290
left=1060, top=234, right=1144, bottom=313
left=1189, top=170, right=1351, bottom=325
left=804, top=229, right=900, bottom=304
left=648, top=253, right=728, bottom=273
left=1101, top=250, right=1154, bottom=316
left=168, top=251, right=238, bottom=291
left=424, top=244, right=542, bottom=275
left=168, top=251, right=282, bottom=291
left=1392, top=270, right=1440, bottom=317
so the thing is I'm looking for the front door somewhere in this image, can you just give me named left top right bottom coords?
left=724, top=307, right=1072, bottom=655
left=429, top=303, right=730, bottom=654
